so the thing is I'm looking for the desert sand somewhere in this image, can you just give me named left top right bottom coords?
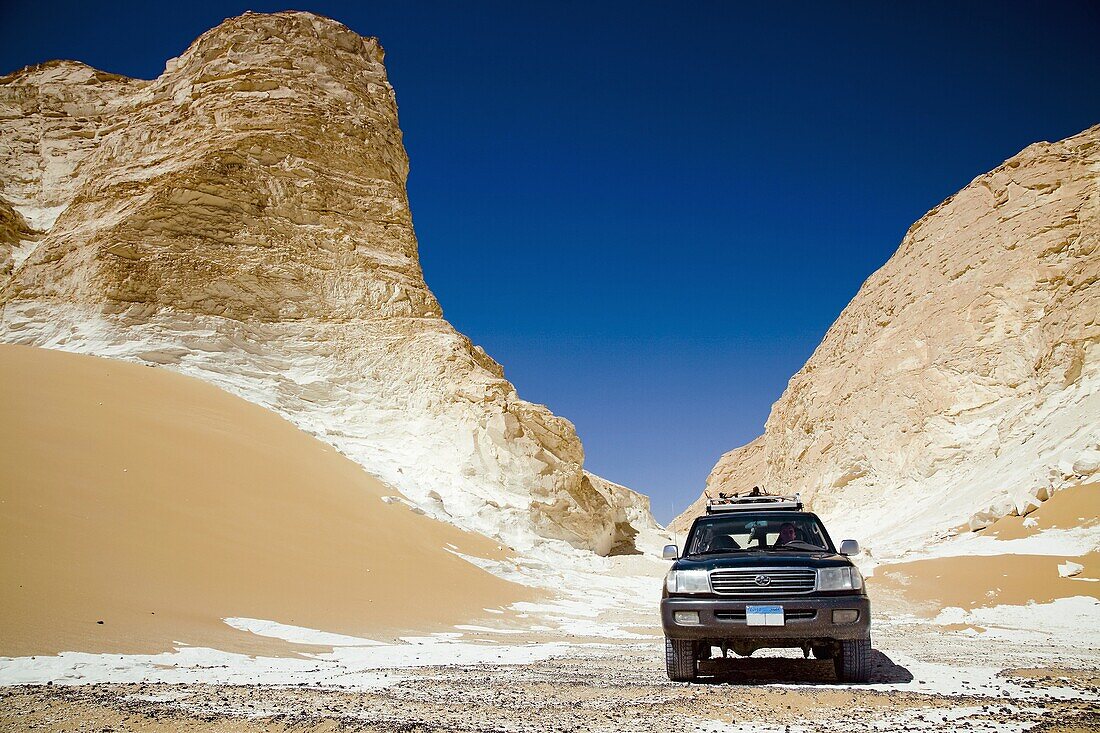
left=982, top=482, right=1099, bottom=540
left=0, top=344, right=532, bottom=657
left=871, top=484, right=1100, bottom=614
left=873, top=552, right=1099, bottom=613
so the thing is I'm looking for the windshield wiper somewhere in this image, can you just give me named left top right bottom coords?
left=689, top=548, right=749, bottom=555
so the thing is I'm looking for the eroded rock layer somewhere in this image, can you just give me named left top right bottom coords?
left=0, top=11, right=656, bottom=554
left=678, top=126, right=1099, bottom=556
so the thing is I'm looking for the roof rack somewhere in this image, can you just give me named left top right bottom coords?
left=704, top=486, right=802, bottom=514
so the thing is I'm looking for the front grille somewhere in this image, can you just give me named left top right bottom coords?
left=709, top=568, right=816, bottom=596
left=716, top=609, right=817, bottom=621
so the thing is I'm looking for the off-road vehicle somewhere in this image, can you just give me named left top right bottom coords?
left=661, top=490, right=871, bottom=682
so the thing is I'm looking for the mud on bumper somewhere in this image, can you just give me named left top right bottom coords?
left=661, top=595, right=870, bottom=642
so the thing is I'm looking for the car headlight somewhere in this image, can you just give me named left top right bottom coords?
left=816, top=566, right=863, bottom=591
left=665, top=569, right=711, bottom=594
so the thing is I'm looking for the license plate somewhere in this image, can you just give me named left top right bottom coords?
left=746, top=605, right=784, bottom=626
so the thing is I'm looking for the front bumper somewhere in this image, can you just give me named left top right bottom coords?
left=661, top=595, right=870, bottom=641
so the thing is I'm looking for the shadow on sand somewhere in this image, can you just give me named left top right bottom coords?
left=695, top=649, right=913, bottom=686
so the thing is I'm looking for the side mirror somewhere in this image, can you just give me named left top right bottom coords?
left=662, top=544, right=679, bottom=560
left=839, top=539, right=860, bottom=556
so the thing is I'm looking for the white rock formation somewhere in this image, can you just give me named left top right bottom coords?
left=0, top=11, right=658, bottom=555
left=585, top=471, right=667, bottom=555
left=679, top=125, right=1099, bottom=557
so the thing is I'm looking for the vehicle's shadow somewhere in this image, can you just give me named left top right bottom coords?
left=695, top=649, right=913, bottom=685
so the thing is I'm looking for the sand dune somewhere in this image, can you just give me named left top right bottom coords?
left=871, top=484, right=1099, bottom=614
left=872, top=552, right=1098, bottom=614
left=0, top=345, right=532, bottom=657
left=980, top=482, right=1098, bottom=541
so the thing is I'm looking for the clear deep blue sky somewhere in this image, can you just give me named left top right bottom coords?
left=3, top=2, right=1098, bottom=522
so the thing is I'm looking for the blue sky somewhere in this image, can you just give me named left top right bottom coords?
left=3, top=2, right=1098, bottom=522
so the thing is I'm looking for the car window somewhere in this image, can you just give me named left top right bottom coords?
left=687, top=513, right=831, bottom=554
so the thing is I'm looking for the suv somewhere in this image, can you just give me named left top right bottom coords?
left=661, top=492, right=871, bottom=682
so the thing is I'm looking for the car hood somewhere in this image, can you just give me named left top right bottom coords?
left=672, top=551, right=852, bottom=571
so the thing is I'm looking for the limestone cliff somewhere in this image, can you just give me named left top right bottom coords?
left=0, top=11, right=657, bottom=555
left=677, top=125, right=1099, bottom=556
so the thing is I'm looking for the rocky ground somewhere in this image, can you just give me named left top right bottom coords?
left=3, top=549, right=1098, bottom=732
left=2, top=652, right=1097, bottom=732
left=3, top=602, right=1097, bottom=733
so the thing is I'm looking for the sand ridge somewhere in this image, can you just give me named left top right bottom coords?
left=871, top=553, right=1099, bottom=615
left=982, top=482, right=1099, bottom=541
left=870, top=484, right=1100, bottom=615
left=0, top=344, right=534, bottom=657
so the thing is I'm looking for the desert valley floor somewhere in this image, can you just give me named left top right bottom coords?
left=1, top=346, right=1098, bottom=732
left=2, top=573, right=1098, bottom=733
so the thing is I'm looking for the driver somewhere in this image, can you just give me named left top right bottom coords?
left=776, top=522, right=798, bottom=546
left=696, top=525, right=715, bottom=553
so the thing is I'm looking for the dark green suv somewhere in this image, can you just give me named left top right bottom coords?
left=661, top=496, right=871, bottom=683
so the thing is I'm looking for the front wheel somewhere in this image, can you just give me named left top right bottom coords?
left=833, top=637, right=871, bottom=683
left=664, top=637, right=697, bottom=681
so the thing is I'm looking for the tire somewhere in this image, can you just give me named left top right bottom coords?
left=664, top=637, right=697, bottom=682
left=833, top=637, right=871, bottom=683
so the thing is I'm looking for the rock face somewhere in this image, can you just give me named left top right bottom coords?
left=0, top=11, right=657, bottom=555
left=677, top=125, right=1099, bottom=557
left=584, top=472, right=664, bottom=554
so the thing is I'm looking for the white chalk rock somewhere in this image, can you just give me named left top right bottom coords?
left=1072, top=449, right=1100, bottom=477
left=1058, top=561, right=1084, bottom=579
left=0, top=11, right=656, bottom=555
left=678, top=125, right=1100, bottom=558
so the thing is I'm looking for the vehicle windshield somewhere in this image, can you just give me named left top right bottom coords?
left=686, top=512, right=833, bottom=555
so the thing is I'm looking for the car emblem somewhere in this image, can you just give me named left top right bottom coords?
left=754, top=574, right=772, bottom=586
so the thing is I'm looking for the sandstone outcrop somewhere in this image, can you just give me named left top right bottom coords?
left=0, top=11, right=657, bottom=555
left=677, top=125, right=1099, bottom=556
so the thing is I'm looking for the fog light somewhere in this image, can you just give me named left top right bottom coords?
left=832, top=609, right=860, bottom=624
left=674, top=611, right=701, bottom=625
